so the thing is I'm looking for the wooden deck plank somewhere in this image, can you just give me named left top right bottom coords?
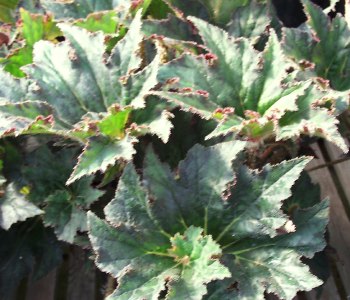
left=66, top=246, right=95, bottom=300
left=307, top=144, right=350, bottom=298
left=25, top=269, right=56, bottom=300
left=324, top=141, right=350, bottom=218
left=305, top=275, right=342, bottom=300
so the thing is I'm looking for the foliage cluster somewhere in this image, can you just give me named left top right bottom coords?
left=0, top=0, right=349, bottom=299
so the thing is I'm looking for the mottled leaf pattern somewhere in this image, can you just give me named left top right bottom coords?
left=41, top=0, right=130, bottom=19
left=68, top=135, right=137, bottom=184
left=158, top=17, right=347, bottom=151
left=0, top=11, right=167, bottom=183
left=284, top=0, right=350, bottom=91
left=0, top=183, right=43, bottom=230
left=89, top=142, right=327, bottom=299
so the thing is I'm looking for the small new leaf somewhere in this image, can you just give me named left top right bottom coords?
left=227, top=0, right=270, bottom=39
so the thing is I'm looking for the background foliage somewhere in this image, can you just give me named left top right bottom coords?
left=0, top=0, right=349, bottom=299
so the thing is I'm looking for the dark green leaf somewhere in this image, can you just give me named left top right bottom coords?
left=67, top=135, right=137, bottom=184
left=89, top=142, right=326, bottom=299
left=41, top=0, right=129, bottom=19
left=43, top=177, right=103, bottom=243
left=157, top=17, right=346, bottom=150
left=226, top=0, right=270, bottom=39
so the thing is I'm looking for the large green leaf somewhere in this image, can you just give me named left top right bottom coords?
left=21, top=10, right=154, bottom=124
left=0, top=70, right=28, bottom=101
left=0, top=0, right=19, bottom=23
left=157, top=17, right=347, bottom=151
left=277, top=84, right=346, bottom=151
left=25, top=25, right=115, bottom=124
left=22, top=145, right=104, bottom=242
left=0, top=183, right=43, bottom=230
left=0, top=101, right=56, bottom=137
left=284, top=0, right=350, bottom=91
left=208, top=200, right=328, bottom=300
left=0, top=11, right=171, bottom=183
left=165, top=0, right=247, bottom=26
left=67, top=135, right=137, bottom=184
left=143, top=141, right=246, bottom=233
left=226, top=0, right=270, bottom=39
left=88, top=142, right=327, bottom=299
left=88, top=216, right=230, bottom=300
left=216, top=158, right=311, bottom=241
left=41, top=0, right=129, bottom=19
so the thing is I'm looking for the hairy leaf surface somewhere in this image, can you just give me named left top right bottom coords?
left=41, top=0, right=129, bottom=19
left=157, top=17, right=347, bottom=151
left=89, top=142, right=327, bottom=299
left=284, top=0, right=350, bottom=91
left=226, top=0, right=270, bottom=39
left=0, top=183, right=43, bottom=230
left=0, top=11, right=171, bottom=183
left=22, top=146, right=104, bottom=242
left=165, top=0, right=247, bottom=26
left=0, top=70, right=28, bottom=102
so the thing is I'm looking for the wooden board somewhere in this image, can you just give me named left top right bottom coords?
left=66, top=246, right=96, bottom=300
left=25, top=269, right=56, bottom=300
left=304, top=274, right=342, bottom=300
left=324, top=141, right=350, bottom=219
left=307, top=144, right=350, bottom=298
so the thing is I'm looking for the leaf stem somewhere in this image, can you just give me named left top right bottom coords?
left=204, top=207, right=208, bottom=235
left=221, top=239, right=240, bottom=250
left=229, top=243, right=275, bottom=255
left=146, top=251, right=173, bottom=258
left=215, top=217, right=240, bottom=243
